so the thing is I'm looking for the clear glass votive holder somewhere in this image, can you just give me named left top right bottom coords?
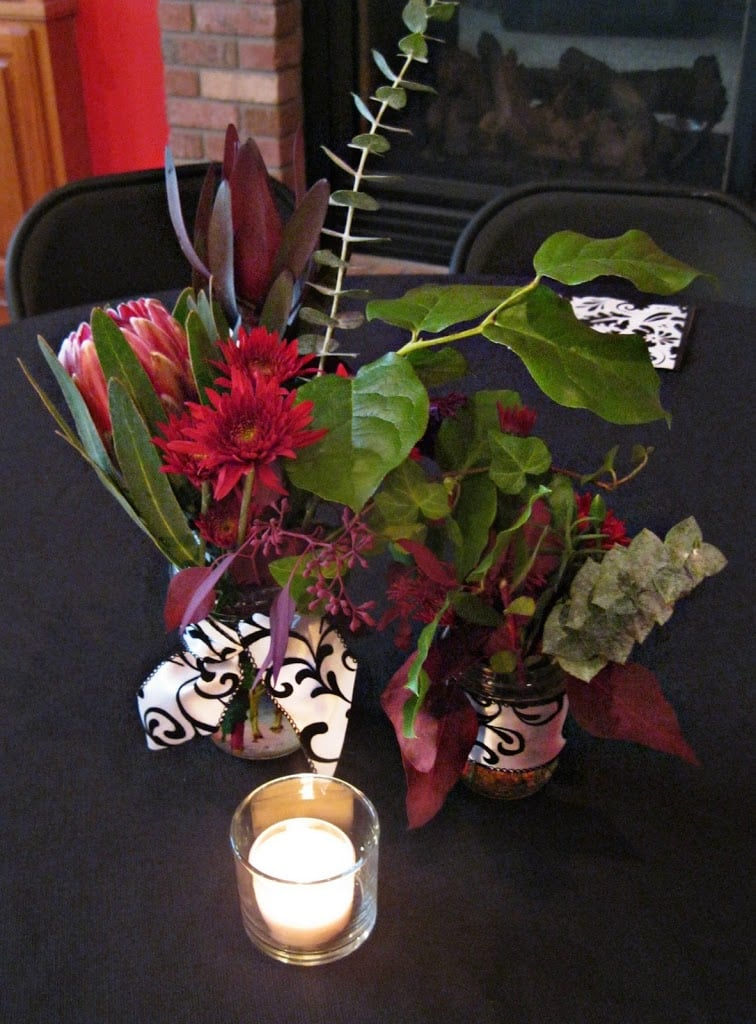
left=230, top=773, right=380, bottom=965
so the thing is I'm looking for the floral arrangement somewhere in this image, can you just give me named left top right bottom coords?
left=24, top=0, right=725, bottom=824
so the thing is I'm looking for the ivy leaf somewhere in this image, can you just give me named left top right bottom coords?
left=485, top=284, right=668, bottom=424
left=489, top=433, right=552, bottom=494
left=288, top=353, right=429, bottom=511
left=534, top=230, right=711, bottom=295
left=374, top=459, right=451, bottom=526
left=436, top=389, right=521, bottom=472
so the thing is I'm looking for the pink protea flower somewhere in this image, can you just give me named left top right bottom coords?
left=58, top=298, right=196, bottom=439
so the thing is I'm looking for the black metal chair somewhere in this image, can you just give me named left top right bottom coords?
left=450, top=181, right=756, bottom=306
left=5, top=164, right=295, bottom=320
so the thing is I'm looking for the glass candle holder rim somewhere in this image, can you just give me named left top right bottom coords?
left=230, top=773, right=380, bottom=882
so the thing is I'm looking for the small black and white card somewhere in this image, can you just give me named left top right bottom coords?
left=570, top=296, right=695, bottom=370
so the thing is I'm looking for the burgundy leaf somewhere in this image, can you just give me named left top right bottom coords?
left=566, top=663, right=700, bottom=766
left=222, top=123, right=239, bottom=181
left=207, top=180, right=238, bottom=325
left=164, top=149, right=210, bottom=280
left=229, top=137, right=283, bottom=306
left=397, top=538, right=458, bottom=587
left=164, top=549, right=240, bottom=632
left=381, top=651, right=479, bottom=828
left=254, top=583, right=295, bottom=685
left=272, top=179, right=330, bottom=282
left=192, top=162, right=218, bottom=288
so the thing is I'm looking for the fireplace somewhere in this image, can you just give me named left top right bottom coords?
left=301, top=0, right=754, bottom=265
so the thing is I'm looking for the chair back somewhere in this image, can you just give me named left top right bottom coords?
left=450, top=181, right=756, bottom=306
left=5, top=164, right=294, bottom=320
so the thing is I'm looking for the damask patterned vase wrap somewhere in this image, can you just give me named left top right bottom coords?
left=461, top=661, right=568, bottom=799
left=138, top=587, right=358, bottom=774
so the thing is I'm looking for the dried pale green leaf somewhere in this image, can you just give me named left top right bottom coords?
left=534, top=230, right=711, bottom=295
left=330, top=189, right=381, bottom=211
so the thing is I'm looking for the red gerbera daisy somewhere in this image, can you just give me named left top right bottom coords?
left=214, top=327, right=315, bottom=388
left=156, top=368, right=326, bottom=500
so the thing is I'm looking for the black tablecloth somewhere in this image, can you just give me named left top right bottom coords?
left=1, top=281, right=754, bottom=1024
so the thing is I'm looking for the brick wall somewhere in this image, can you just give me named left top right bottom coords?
left=158, top=0, right=303, bottom=187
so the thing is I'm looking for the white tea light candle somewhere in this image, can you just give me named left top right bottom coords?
left=249, top=817, right=356, bottom=948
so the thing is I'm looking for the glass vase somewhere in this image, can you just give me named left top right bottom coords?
left=210, top=585, right=301, bottom=761
left=460, top=660, right=568, bottom=799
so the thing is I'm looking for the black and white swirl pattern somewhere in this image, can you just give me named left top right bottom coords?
left=467, top=692, right=568, bottom=771
left=137, top=613, right=357, bottom=776
left=571, top=296, right=692, bottom=370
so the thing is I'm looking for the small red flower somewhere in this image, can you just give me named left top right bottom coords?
left=214, top=327, right=315, bottom=387
left=497, top=401, right=538, bottom=437
left=575, top=493, right=631, bottom=549
left=155, top=368, right=326, bottom=500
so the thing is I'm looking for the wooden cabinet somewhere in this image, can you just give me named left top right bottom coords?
left=0, top=0, right=90, bottom=318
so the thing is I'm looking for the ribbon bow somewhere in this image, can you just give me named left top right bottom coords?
left=137, top=611, right=357, bottom=775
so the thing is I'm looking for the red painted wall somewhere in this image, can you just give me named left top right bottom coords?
left=75, top=0, right=168, bottom=175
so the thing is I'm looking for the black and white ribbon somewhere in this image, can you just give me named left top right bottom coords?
left=466, top=691, right=568, bottom=771
left=137, top=612, right=357, bottom=775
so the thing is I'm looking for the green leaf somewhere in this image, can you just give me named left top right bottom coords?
left=34, top=337, right=117, bottom=478
left=533, top=230, right=711, bottom=295
left=349, top=133, right=391, bottom=155
left=330, top=189, right=381, bottom=211
left=485, top=284, right=668, bottom=424
left=402, top=0, right=429, bottom=33
left=402, top=605, right=449, bottom=738
left=366, top=283, right=514, bottom=333
left=404, top=346, right=468, bottom=387
left=320, top=145, right=358, bottom=177
left=287, top=353, right=429, bottom=512
left=453, top=592, right=501, bottom=627
left=373, top=49, right=396, bottom=82
left=428, top=1, right=458, bottom=21
left=109, top=379, right=201, bottom=566
left=450, top=473, right=497, bottom=579
left=185, top=308, right=220, bottom=403
left=375, top=86, right=407, bottom=110
left=466, top=486, right=551, bottom=584
left=399, top=32, right=429, bottom=60
left=90, top=309, right=167, bottom=433
left=489, top=433, right=552, bottom=493
left=374, top=458, right=451, bottom=526
left=260, top=269, right=295, bottom=336
left=436, top=389, right=520, bottom=472
left=351, top=92, right=375, bottom=125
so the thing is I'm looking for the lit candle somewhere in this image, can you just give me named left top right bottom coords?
left=248, top=817, right=356, bottom=948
